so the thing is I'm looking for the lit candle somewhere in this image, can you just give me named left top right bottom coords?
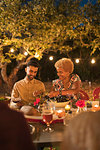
left=65, top=105, right=71, bottom=111
left=56, top=109, right=65, bottom=118
left=94, top=104, right=99, bottom=108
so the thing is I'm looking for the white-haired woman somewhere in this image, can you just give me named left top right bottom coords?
left=48, top=58, right=81, bottom=102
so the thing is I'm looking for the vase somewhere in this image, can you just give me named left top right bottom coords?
left=76, top=107, right=84, bottom=113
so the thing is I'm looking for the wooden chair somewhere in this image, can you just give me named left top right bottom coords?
left=79, top=89, right=89, bottom=100
left=93, top=87, right=100, bottom=101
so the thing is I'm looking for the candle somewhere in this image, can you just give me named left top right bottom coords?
left=94, top=104, right=99, bottom=108
left=65, top=105, right=71, bottom=111
left=55, top=109, right=65, bottom=118
left=92, top=101, right=99, bottom=108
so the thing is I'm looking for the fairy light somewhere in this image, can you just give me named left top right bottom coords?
left=34, top=52, right=40, bottom=58
left=91, top=59, right=95, bottom=64
left=49, top=56, right=53, bottom=61
left=24, top=51, right=28, bottom=56
left=75, top=58, right=80, bottom=63
left=10, top=48, right=14, bottom=53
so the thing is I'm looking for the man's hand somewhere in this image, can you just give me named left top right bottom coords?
left=33, top=91, right=42, bottom=97
left=48, top=91, right=59, bottom=98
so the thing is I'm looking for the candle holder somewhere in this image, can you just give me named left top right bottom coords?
left=55, top=108, right=65, bottom=118
left=65, top=104, right=71, bottom=113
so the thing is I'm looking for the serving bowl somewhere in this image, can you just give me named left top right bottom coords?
left=50, top=101, right=70, bottom=108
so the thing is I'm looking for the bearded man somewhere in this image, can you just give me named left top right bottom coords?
left=10, top=60, right=45, bottom=108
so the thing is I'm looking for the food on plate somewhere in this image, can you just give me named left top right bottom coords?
left=20, top=105, right=41, bottom=116
left=50, top=95, right=70, bottom=103
left=55, top=109, right=65, bottom=118
left=0, top=97, right=11, bottom=104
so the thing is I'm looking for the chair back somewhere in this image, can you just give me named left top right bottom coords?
left=93, top=87, right=100, bottom=101
left=79, top=89, right=89, bottom=100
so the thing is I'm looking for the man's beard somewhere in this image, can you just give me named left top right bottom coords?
left=27, top=75, right=34, bottom=80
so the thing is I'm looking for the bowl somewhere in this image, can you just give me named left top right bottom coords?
left=50, top=101, right=70, bottom=108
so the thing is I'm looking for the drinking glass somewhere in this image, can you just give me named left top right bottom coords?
left=42, top=103, right=54, bottom=132
left=63, top=111, right=77, bottom=126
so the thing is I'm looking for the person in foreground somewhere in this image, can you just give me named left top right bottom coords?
left=0, top=102, right=35, bottom=150
left=10, top=60, right=45, bottom=108
left=48, top=58, right=81, bottom=101
left=61, top=111, right=100, bottom=150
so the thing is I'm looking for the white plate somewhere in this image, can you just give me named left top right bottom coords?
left=25, top=115, right=42, bottom=120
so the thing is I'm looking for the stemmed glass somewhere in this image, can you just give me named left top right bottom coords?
left=42, top=103, right=54, bottom=132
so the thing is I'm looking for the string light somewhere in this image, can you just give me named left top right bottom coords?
left=75, top=58, right=80, bottom=63
left=24, top=51, right=28, bottom=56
left=10, top=48, right=14, bottom=53
left=49, top=56, right=53, bottom=61
left=34, top=52, right=40, bottom=58
left=91, top=58, right=96, bottom=64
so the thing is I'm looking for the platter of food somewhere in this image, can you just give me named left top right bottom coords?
left=20, top=105, right=65, bottom=123
left=0, top=96, right=11, bottom=104
left=25, top=114, right=64, bottom=123
left=50, top=101, right=69, bottom=108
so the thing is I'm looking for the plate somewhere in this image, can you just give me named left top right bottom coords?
left=25, top=114, right=64, bottom=123
left=25, top=115, right=42, bottom=120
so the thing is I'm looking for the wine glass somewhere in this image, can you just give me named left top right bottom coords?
left=42, top=103, right=54, bottom=132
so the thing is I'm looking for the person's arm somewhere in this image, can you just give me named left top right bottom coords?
left=62, top=80, right=80, bottom=95
left=48, top=80, right=80, bottom=98
left=10, top=83, right=23, bottom=108
left=11, top=83, right=19, bottom=100
left=33, top=82, right=45, bottom=97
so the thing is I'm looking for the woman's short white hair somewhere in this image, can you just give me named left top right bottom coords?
left=55, top=58, right=74, bottom=73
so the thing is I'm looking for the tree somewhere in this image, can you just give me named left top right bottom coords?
left=0, top=0, right=100, bottom=93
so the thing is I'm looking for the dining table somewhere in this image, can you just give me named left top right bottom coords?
left=26, top=115, right=66, bottom=150
left=25, top=99, right=96, bottom=150
left=25, top=103, right=97, bottom=150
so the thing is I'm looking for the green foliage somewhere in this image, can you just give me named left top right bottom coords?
left=0, top=0, right=100, bottom=63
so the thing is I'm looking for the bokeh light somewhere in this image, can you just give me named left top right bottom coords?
left=24, top=51, right=28, bottom=56
left=75, top=58, right=80, bottom=63
left=10, top=48, right=14, bottom=53
left=49, top=56, right=53, bottom=61
left=91, top=58, right=96, bottom=64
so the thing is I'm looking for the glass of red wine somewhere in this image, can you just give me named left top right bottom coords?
left=42, top=103, right=54, bottom=132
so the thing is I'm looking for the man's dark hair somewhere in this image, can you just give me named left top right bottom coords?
left=27, top=60, right=40, bottom=68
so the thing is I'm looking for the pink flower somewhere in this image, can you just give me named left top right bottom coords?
left=34, top=98, right=40, bottom=106
left=34, top=101, right=37, bottom=106
left=76, top=100, right=85, bottom=108
left=36, top=98, right=40, bottom=104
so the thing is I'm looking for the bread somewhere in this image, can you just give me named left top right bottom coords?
left=20, top=105, right=41, bottom=116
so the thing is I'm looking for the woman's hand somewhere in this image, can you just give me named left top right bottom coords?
left=48, top=91, right=59, bottom=98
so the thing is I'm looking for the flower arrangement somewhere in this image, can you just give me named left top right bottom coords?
left=33, top=98, right=40, bottom=108
left=76, top=100, right=85, bottom=108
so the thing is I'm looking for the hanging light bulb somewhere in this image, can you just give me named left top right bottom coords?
left=34, top=52, right=40, bottom=58
left=91, top=58, right=95, bottom=64
left=75, top=58, right=80, bottom=63
left=49, top=56, right=53, bottom=61
left=24, top=51, right=28, bottom=56
left=10, top=48, right=14, bottom=53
